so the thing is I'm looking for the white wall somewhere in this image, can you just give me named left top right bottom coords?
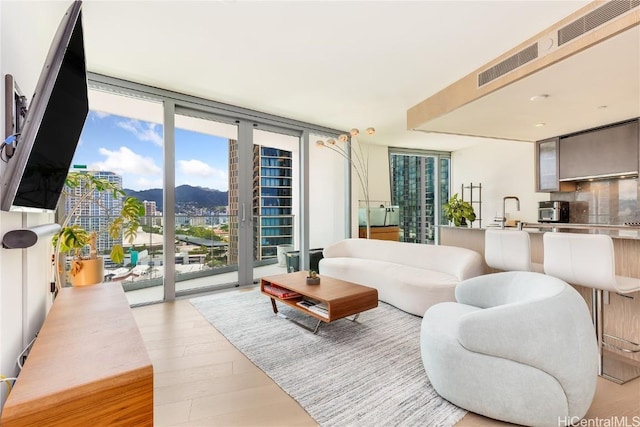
left=452, top=139, right=549, bottom=225
left=309, top=136, right=348, bottom=247
left=0, top=1, right=68, bottom=411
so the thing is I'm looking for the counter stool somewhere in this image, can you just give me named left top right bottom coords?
left=543, top=232, right=640, bottom=383
left=484, top=229, right=543, bottom=272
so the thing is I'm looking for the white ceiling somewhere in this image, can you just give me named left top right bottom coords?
left=414, top=24, right=640, bottom=142
left=14, top=1, right=607, bottom=151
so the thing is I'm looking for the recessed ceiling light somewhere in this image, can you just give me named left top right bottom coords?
left=535, top=122, right=546, bottom=127
left=530, top=94, right=549, bottom=102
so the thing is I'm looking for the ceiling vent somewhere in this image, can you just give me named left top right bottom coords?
left=558, top=0, right=639, bottom=46
left=477, top=43, right=538, bottom=87
left=477, top=0, right=637, bottom=88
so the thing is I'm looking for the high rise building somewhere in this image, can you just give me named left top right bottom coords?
left=390, top=154, right=450, bottom=244
left=228, top=139, right=239, bottom=265
left=253, top=145, right=293, bottom=260
left=227, top=142, right=294, bottom=264
left=141, top=200, right=161, bottom=227
left=63, top=170, right=124, bottom=255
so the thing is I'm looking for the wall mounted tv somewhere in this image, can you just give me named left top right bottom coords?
left=0, top=1, right=88, bottom=213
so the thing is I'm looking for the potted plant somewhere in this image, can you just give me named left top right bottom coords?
left=52, top=171, right=145, bottom=288
left=306, top=270, right=320, bottom=285
left=443, top=193, right=476, bottom=227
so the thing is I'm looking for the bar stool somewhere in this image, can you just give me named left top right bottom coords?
left=484, top=229, right=543, bottom=272
left=543, top=232, right=640, bottom=383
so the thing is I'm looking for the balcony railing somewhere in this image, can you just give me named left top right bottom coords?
left=59, top=213, right=295, bottom=304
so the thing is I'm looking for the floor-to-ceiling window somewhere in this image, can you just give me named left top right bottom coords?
left=64, top=74, right=348, bottom=304
left=70, top=88, right=165, bottom=304
left=172, top=112, right=240, bottom=295
left=251, top=128, right=301, bottom=282
left=389, top=149, right=450, bottom=244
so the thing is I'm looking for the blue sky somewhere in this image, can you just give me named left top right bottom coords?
left=75, top=111, right=229, bottom=191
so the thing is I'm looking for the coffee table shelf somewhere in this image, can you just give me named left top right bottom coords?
left=260, top=271, right=378, bottom=332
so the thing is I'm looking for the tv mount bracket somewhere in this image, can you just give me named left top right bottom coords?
left=4, top=74, right=28, bottom=158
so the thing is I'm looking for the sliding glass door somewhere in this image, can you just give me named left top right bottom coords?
left=251, top=128, right=300, bottom=281
left=172, top=112, right=240, bottom=294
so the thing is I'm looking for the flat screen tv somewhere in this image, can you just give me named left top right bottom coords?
left=0, top=1, right=88, bottom=212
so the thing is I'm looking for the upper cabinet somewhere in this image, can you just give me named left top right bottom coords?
left=535, top=137, right=576, bottom=193
left=559, top=119, right=639, bottom=181
left=536, top=137, right=560, bottom=192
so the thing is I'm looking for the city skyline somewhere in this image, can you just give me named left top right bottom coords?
left=74, top=110, right=230, bottom=192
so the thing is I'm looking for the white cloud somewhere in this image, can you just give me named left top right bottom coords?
left=177, top=159, right=228, bottom=190
left=135, top=177, right=163, bottom=189
left=92, top=110, right=110, bottom=119
left=116, top=119, right=163, bottom=146
left=178, top=159, right=226, bottom=179
left=89, top=147, right=161, bottom=176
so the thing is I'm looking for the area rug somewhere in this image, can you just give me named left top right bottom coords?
left=190, top=290, right=466, bottom=427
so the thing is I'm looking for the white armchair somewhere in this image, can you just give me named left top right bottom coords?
left=420, top=271, right=598, bottom=426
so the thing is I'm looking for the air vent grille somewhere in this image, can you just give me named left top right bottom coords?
left=478, top=43, right=538, bottom=86
left=558, top=0, right=638, bottom=46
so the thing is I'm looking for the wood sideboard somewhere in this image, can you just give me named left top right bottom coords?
left=358, top=226, right=399, bottom=241
left=0, top=283, right=153, bottom=426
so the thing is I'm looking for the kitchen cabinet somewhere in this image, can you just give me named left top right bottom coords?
left=559, top=119, right=639, bottom=181
left=535, top=137, right=575, bottom=192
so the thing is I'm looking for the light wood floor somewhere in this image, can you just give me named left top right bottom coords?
left=133, top=291, right=640, bottom=427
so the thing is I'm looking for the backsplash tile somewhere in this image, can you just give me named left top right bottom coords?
left=551, top=178, right=640, bottom=225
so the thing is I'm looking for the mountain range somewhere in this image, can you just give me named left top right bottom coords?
left=125, top=185, right=228, bottom=211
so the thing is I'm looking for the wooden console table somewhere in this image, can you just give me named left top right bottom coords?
left=358, top=226, right=399, bottom=241
left=0, top=283, right=153, bottom=426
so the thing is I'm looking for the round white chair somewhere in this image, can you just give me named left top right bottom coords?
left=421, top=271, right=598, bottom=426
left=543, top=232, right=640, bottom=383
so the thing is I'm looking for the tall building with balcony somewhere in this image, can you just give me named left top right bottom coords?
left=228, top=139, right=239, bottom=265
left=253, top=145, right=293, bottom=261
left=63, top=170, right=124, bottom=255
left=227, top=143, right=293, bottom=264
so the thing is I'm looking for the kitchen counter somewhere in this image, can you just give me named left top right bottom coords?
left=439, top=224, right=640, bottom=240
left=439, top=224, right=640, bottom=369
left=519, top=222, right=640, bottom=240
left=439, top=224, right=640, bottom=276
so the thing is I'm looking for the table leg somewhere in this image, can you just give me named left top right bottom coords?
left=276, top=312, right=323, bottom=334
left=270, top=297, right=278, bottom=314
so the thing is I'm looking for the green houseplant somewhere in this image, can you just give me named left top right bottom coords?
left=443, top=193, right=476, bottom=227
left=52, top=171, right=145, bottom=288
left=306, top=270, right=320, bottom=285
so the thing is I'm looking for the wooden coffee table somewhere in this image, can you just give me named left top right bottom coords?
left=260, top=271, right=378, bottom=333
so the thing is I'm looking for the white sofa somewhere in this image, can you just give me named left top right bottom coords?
left=318, top=238, right=484, bottom=316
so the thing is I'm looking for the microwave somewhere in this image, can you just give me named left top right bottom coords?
left=538, top=201, right=570, bottom=223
